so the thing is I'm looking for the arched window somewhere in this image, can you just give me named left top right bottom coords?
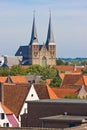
left=42, top=56, right=47, bottom=66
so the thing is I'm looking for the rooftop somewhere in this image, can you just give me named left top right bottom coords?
left=27, top=98, right=87, bottom=104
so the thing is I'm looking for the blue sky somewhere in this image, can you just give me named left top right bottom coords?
left=0, top=0, right=87, bottom=58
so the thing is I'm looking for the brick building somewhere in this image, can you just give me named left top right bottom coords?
left=22, top=99, right=87, bottom=128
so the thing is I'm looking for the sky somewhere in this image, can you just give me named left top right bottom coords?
left=0, top=0, right=87, bottom=58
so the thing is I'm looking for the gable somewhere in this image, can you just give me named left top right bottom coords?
left=26, top=84, right=39, bottom=101
left=15, top=45, right=29, bottom=58
left=34, top=84, right=50, bottom=99
left=2, top=83, right=30, bottom=118
left=78, top=86, right=87, bottom=98
left=39, top=45, right=48, bottom=52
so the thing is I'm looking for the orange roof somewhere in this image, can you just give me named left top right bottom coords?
left=0, top=77, right=7, bottom=83
left=62, top=74, right=85, bottom=87
left=83, top=75, right=87, bottom=86
left=59, top=73, right=65, bottom=80
left=10, top=76, right=28, bottom=83
left=34, top=84, right=50, bottom=99
left=2, top=83, right=30, bottom=117
left=0, top=102, right=13, bottom=114
left=54, top=65, right=74, bottom=72
left=21, top=66, right=30, bottom=69
left=47, top=85, right=58, bottom=99
left=46, top=79, right=52, bottom=85
left=51, top=88, right=78, bottom=98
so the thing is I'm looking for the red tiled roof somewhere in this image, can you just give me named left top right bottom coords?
left=83, top=75, right=87, bottom=86
left=10, top=76, right=28, bottom=83
left=0, top=102, right=13, bottom=114
left=2, top=83, right=30, bottom=118
left=47, top=85, right=58, bottom=99
left=54, top=65, right=74, bottom=72
left=62, top=74, right=85, bottom=87
left=59, top=73, right=65, bottom=80
left=0, top=77, right=7, bottom=83
left=0, top=76, right=28, bottom=84
left=21, top=66, right=30, bottom=69
left=34, top=84, right=50, bottom=99
left=45, top=79, right=52, bottom=85
left=51, top=87, right=79, bottom=98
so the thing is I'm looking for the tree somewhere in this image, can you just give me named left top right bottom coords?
left=56, top=58, right=65, bottom=65
left=82, top=69, right=87, bottom=74
left=41, top=65, right=57, bottom=80
left=10, top=65, right=27, bottom=75
left=50, top=77, right=62, bottom=87
left=0, top=67, right=10, bottom=76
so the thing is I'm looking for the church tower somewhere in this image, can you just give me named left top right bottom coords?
left=45, top=12, right=56, bottom=66
left=16, top=12, right=56, bottom=66
left=29, top=12, right=39, bottom=65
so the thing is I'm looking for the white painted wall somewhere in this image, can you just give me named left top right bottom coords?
left=19, top=84, right=39, bottom=126
left=78, top=86, right=87, bottom=98
left=0, top=105, right=12, bottom=127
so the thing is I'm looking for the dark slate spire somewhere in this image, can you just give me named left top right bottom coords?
left=29, top=11, right=38, bottom=45
left=46, top=12, right=55, bottom=45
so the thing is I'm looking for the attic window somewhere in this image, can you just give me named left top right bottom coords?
left=31, top=94, right=33, bottom=97
left=0, top=113, right=5, bottom=119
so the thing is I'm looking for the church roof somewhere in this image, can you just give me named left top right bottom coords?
left=15, top=45, right=29, bottom=58
left=46, top=13, right=55, bottom=45
left=29, top=13, right=38, bottom=45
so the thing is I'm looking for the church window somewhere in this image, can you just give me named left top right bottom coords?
left=42, top=56, right=47, bottom=66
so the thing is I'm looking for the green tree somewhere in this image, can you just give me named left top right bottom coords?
left=10, top=65, right=27, bottom=75
left=26, top=64, right=43, bottom=75
left=50, top=77, right=62, bottom=87
left=0, top=67, right=10, bottom=76
left=41, top=65, right=57, bottom=80
left=82, top=69, right=87, bottom=74
left=56, top=58, right=65, bottom=65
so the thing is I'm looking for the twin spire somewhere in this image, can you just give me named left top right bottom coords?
left=29, top=12, right=55, bottom=45
left=29, top=11, right=38, bottom=45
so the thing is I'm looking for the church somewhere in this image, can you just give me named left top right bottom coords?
left=15, top=14, right=56, bottom=66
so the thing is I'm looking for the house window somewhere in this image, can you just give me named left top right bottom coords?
left=3, top=123, right=9, bottom=127
left=0, top=113, right=5, bottom=119
left=31, top=94, right=33, bottom=97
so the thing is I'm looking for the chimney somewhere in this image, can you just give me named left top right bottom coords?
left=0, top=83, right=4, bottom=104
